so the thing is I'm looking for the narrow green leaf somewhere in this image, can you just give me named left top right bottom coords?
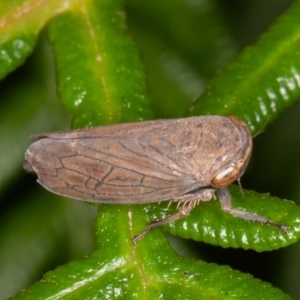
left=12, top=205, right=292, bottom=300
left=47, top=0, right=154, bottom=128
left=2, top=1, right=299, bottom=299
left=188, top=1, right=300, bottom=134
left=0, top=0, right=68, bottom=79
left=0, top=33, right=36, bottom=79
left=142, top=185, right=300, bottom=251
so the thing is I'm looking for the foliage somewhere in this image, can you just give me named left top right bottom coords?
left=0, top=0, right=299, bottom=299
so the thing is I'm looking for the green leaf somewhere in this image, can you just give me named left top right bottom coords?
left=1, top=0, right=300, bottom=299
left=47, top=0, right=153, bottom=128
left=12, top=205, right=292, bottom=300
left=188, top=0, right=300, bottom=134
left=143, top=185, right=300, bottom=251
left=0, top=0, right=67, bottom=79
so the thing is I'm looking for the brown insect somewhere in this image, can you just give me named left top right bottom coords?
left=24, top=115, right=287, bottom=244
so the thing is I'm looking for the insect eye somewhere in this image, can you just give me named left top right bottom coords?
left=211, top=166, right=239, bottom=188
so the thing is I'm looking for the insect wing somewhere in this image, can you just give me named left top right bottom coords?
left=25, top=118, right=206, bottom=203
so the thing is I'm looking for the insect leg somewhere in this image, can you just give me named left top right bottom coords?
left=132, top=188, right=216, bottom=245
left=218, top=187, right=289, bottom=232
left=132, top=204, right=194, bottom=246
left=175, top=188, right=216, bottom=203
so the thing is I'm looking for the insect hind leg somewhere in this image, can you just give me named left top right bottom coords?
left=218, top=187, right=289, bottom=232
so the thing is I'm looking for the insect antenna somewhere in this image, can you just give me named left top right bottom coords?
left=237, top=178, right=244, bottom=198
left=252, top=115, right=271, bottom=138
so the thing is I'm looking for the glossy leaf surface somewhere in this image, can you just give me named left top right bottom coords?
left=0, top=0, right=299, bottom=299
left=13, top=204, right=292, bottom=300
left=188, top=0, right=300, bottom=134
left=47, top=0, right=153, bottom=128
left=146, top=185, right=300, bottom=252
